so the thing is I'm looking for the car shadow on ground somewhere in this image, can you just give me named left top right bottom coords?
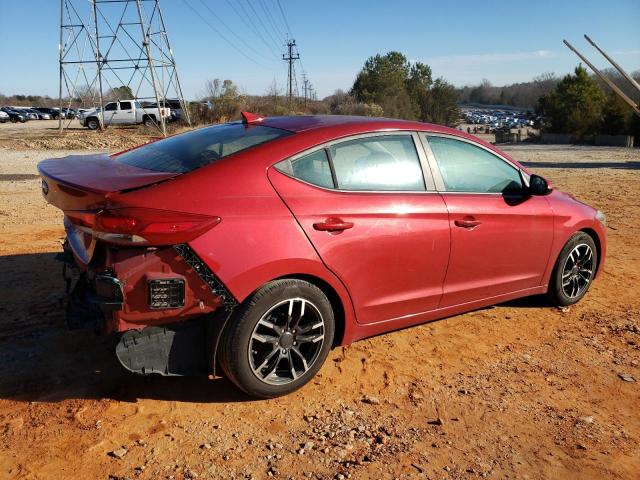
left=521, top=160, right=640, bottom=170
left=0, top=252, right=556, bottom=405
left=0, top=252, right=254, bottom=404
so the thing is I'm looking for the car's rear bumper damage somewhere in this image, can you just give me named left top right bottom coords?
left=59, top=238, right=237, bottom=375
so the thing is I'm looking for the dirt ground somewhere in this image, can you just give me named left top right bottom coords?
left=0, top=128, right=638, bottom=480
left=0, top=119, right=186, bottom=151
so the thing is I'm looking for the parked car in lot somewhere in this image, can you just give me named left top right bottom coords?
left=79, top=100, right=170, bottom=129
left=13, top=108, right=39, bottom=120
left=61, top=107, right=77, bottom=119
left=34, top=107, right=64, bottom=120
left=0, top=110, right=9, bottom=123
left=145, top=99, right=184, bottom=121
left=26, top=108, right=51, bottom=120
left=38, top=113, right=606, bottom=398
left=0, top=107, right=28, bottom=123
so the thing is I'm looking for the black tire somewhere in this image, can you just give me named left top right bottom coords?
left=219, top=279, right=335, bottom=398
left=143, top=115, right=156, bottom=126
left=10, top=117, right=17, bottom=123
left=86, top=117, right=99, bottom=130
left=548, top=232, right=598, bottom=306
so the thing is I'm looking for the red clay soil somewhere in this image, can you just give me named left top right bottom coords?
left=0, top=144, right=638, bottom=479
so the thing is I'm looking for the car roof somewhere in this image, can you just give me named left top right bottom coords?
left=260, top=114, right=458, bottom=135
left=255, top=115, right=525, bottom=172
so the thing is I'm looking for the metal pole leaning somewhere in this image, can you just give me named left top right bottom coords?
left=563, top=39, right=640, bottom=117
left=584, top=35, right=640, bottom=94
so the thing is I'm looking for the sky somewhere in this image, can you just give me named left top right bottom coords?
left=0, top=0, right=639, bottom=100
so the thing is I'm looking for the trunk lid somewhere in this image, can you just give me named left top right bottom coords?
left=38, top=153, right=180, bottom=266
left=38, top=153, right=178, bottom=211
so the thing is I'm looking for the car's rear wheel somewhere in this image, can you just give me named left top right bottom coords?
left=86, top=118, right=99, bottom=130
left=548, top=232, right=597, bottom=306
left=143, top=116, right=156, bottom=126
left=219, top=279, right=334, bottom=398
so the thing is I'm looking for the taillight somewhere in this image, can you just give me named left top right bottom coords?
left=66, top=211, right=96, bottom=228
left=68, top=208, right=220, bottom=245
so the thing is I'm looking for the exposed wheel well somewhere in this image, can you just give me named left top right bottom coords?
left=276, top=274, right=346, bottom=347
left=580, top=228, right=602, bottom=275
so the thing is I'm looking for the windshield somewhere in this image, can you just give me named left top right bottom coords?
left=115, top=122, right=292, bottom=173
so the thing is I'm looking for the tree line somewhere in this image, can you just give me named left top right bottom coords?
left=195, top=51, right=460, bottom=127
left=3, top=51, right=638, bottom=139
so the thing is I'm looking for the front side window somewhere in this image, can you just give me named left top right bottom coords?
left=329, top=135, right=425, bottom=191
left=115, top=123, right=292, bottom=173
left=104, top=102, right=117, bottom=111
left=427, top=136, right=522, bottom=193
left=276, top=149, right=334, bottom=189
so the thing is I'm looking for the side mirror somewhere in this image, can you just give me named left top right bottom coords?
left=528, top=174, right=551, bottom=196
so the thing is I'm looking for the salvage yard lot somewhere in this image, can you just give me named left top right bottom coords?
left=0, top=138, right=638, bottom=479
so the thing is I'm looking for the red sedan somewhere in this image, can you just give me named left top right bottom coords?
left=38, top=113, right=606, bottom=398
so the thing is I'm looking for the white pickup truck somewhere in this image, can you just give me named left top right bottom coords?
left=79, top=100, right=171, bottom=130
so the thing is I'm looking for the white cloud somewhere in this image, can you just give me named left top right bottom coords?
left=421, top=50, right=559, bottom=66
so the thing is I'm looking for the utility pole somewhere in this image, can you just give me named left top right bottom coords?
left=302, top=74, right=309, bottom=107
left=282, top=39, right=300, bottom=105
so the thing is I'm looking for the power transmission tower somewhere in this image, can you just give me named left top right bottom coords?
left=58, top=0, right=191, bottom=135
left=282, top=39, right=300, bottom=105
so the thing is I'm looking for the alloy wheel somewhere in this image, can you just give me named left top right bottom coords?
left=561, top=243, right=594, bottom=298
left=248, top=298, right=325, bottom=385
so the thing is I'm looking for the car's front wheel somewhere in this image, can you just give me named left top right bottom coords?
left=548, top=232, right=598, bottom=306
left=219, top=279, right=335, bottom=398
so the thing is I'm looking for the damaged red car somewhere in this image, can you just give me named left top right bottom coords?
left=38, top=113, right=606, bottom=398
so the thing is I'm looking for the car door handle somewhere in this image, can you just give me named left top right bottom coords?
left=313, top=218, right=354, bottom=232
left=454, top=217, right=481, bottom=228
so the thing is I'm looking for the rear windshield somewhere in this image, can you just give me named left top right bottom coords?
left=115, top=122, right=292, bottom=173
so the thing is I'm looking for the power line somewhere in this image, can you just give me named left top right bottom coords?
left=276, top=0, right=293, bottom=37
left=237, top=0, right=280, bottom=53
left=223, top=0, right=280, bottom=59
left=244, top=0, right=282, bottom=52
left=196, top=0, right=278, bottom=63
left=182, top=0, right=270, bottom=67
left=258, top=0, right=285, bottom=40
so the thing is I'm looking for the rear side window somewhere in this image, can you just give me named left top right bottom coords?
left=115, top=123, right=292, bottom=173
left=427, top=136, right=522, bottom=193
left=330, top=135, right=425, bottom=191
left=276, top=149, right=334, bottom=188
left=120, top=101, right=132, bottom=110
